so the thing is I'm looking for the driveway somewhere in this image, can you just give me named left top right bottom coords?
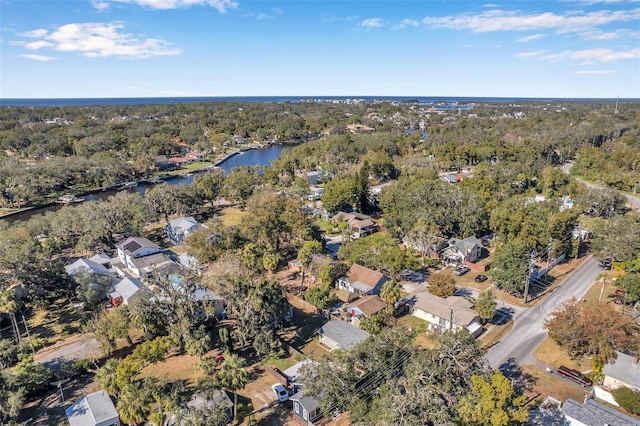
left=35, top=335, right=102, bottom=369
left=485, top=256, right=601, bottom=370
left=325, top=235, right=342, bottom=259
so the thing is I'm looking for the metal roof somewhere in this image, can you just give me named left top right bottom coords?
left=317, top=320, right=370, bottom=351
left=66, top=390, right=119, bottom=426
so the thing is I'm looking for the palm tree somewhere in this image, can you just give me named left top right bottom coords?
left=216, top=353, right=249, bottom=420
left=116, top=382, right=152, bottom=425
left=95, top=358, right=121, bottom=396
left=380, top=280, right=400, bottom=313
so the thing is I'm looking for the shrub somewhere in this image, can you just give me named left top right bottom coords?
left=612, top=387, right=640, bottom=415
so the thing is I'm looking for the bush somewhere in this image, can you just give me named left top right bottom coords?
left=612, top=387, right=640, bottom=415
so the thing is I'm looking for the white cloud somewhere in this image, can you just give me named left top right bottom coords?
left=104, top=0, right=238, bottom=13
left=517, top=33, right=544, bottom=42
left=580, top=29, right=639, bottom=39
left=255, top=13, right=273, bottom=20
left=20, top=29, right=48, bottom=38
left=541, top=47, right=640, bottom=62
left=92, top=1, right=110, bottom=11
left=14, top=22, right=182, bottom=58
left=575, top=69, right=617, bottom=74
left=420, top=8, right=640, bottom=34
left=361, top=18, right=384, bottom=28
left=392, top=19, right=419, bottom=30
left=20, top=54, right=55, bottom=61
left=574, top=0, right=639, bottom=5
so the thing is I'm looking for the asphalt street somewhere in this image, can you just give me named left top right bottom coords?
left=486, top=256, right=602, bottom=370
left=562, top=162, right=640, bottom=210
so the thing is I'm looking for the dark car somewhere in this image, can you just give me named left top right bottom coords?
left=600, top=258, right=612, bottom=270
left=475, top=274, right=488, bottom=283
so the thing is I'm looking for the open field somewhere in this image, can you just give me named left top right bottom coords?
left=220, top=207, right=247, bottom=227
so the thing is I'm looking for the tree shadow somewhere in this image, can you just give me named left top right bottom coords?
left=497, top=358, right=536, bottom=393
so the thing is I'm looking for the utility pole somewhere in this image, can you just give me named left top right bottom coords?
left=546, top=239, right=554, bottom=275
left=523, top=250, right=536, bottom=304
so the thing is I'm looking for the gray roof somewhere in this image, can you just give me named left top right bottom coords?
left=117, top=237, right=159, bottom=255
left=168, top=216, right=199, bottom=233
left=317, top=320, right=370, bottom=351
left=603, top=351, right=640, bottom=389
left=130, top=253, right=175, bottom=271
left=66, top=390, right=118, bottom=426
left=413, top=291, right=480, bottom=328
left=114, top=277, right=142, bottom=302
left=65, top=258, right=111, bottom=276
left=449, top=236, right=482, bottom=255
left=283, top=360, right=318, bottom=384
left=562, top=398, right=640, bottom=426
left=290, top=390, right=320, bottom=412
left=186, top=390, right=232, bottom=410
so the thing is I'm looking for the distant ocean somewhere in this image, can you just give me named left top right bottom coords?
left=0, top=96, right=627, bottom=107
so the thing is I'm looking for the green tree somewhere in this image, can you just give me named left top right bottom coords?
left=305, top=286, right=330, bottom=309
left=96, top=358, right=122, bottom=395
left=457, top=371, right=529, bottom=426
left=12, top=356, right=52, bottom=394
left=617, top=273, right=640, bottom=304
left=185, top=326, right=212, bottom=359
left=428, top=272, right=457, bottom=298
left=490, top=238, right=532, bottom=295
left=217, top=353, right=249, bottom=420
left=475, top=290, right=497, bottom=323
left=321, top=175, right=356, bottom=213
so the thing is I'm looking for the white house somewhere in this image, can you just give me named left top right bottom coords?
left=562, top=398, right=639, bottom=426
left=66, top=390, right=120, bottom=426
left=442, top=236, right=483, bottom=265
left=65, top=258, right=112, bottom=278
left=109, top=277, right=144, bottom=307
left=166, top=217, right=199, bottom=245
left=412, top=292, right=483, bottom=337
left=116, top=237, right=161, bottom=270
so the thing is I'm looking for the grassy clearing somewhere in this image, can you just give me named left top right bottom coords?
left=27, top=298, right=82, bottom=346
left=521, top=365, right=587, bottom=405
left=219, top=207, right=247, bottom=227
left=533, top=338, right=588, bottom=371
left=395, top=315, right=438, bottom=349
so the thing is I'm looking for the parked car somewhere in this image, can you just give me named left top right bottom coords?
left=454, top=265, right=470, bottom=276
left=556, top=366, right=593, bottom=387
left=475, top=274, right=488, bottom=283
left=272, top=383, right=289, bottom=402
left=600, top=258, right=612, bottom=270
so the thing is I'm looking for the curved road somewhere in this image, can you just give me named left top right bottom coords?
left=486, top=256, right=601, bottom=369
left=562, top=162, right=640, bottom=210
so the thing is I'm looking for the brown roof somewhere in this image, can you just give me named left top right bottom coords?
left=331, top=212, right=372, bottom=223
left=351, top=218, right=376, bottom=230
left=347, top=295, right=387, bottom=316
left=346, top=264, right=387, bottom=288
left=413, top=292, right=479, bottom=327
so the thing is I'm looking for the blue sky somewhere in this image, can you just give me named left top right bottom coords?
left=1, top=0, right=639, bottom=98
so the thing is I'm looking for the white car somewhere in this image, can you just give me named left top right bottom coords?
left=272, top=383, right=289, bottom=402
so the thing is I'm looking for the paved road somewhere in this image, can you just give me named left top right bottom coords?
left=486, top=256, right=601, bottom=370
left=562, top=161, right=640, bottom=210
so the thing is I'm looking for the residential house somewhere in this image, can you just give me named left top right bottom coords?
left=306, top=171, right=321, bottom=185
left=603, top=351, right=640, bottom=391
left=128, top=253, right=177, bottom=280
left=88, top=253, right=114, bottom=269
left=109, top=277, right=144, bottom=307
left=440, top=174, right=460, bottom=184
left=178, top=253, right=199, bottom=270
left=344, top=295, right=387, bottom=327
left=166, top=216, right=199, bottom=245
left=65, top=258, right=113, bottom=278
left=117, top=237, right=161, bottom=270
left=290, top=392, right=322, bottom=426
left=193, top=288, right=225, bottom=318
left=441, top=236, right=483, bottom=265
left=307, top=187, right=324, bottom=201
left=317, top=320, right=371, bottom=351
left=66, top=390, right=120, bottom=426
left=337, top=264, right=389, bottom=297
left=562, top=398, right=640, bottom=426
left=412, top=291, right=483, bottom=337
left=185, top=390, right=233, bottom=424
left=331, top=212, right=378, bottom=238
